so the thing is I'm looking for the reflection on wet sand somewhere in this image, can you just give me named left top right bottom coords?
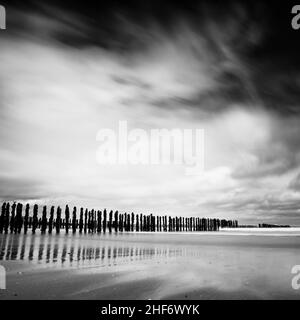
left=1, top=231, right=300, bottom=299
left=0, top=233, right=200, bottom=268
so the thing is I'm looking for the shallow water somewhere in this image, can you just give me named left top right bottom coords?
left=0, top=230, right=300, bottom=299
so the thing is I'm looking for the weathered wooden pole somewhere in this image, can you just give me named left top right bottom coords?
left=41, top=205, right=47, bottom=233
left=118, top=213, right=122, bottom=232
left=93, top=210, right=97, bottom=232
left=10, top=202, right=16, bottom=233
left=79, top=208, right=84, bottom=233
left=87, top=210, right=91, bottom=233
left=14, top=203, right=21, bottom=233
left=153, top=215, right=155, bottom=232
left=103, top=209, right=107, bottom=233
left=90, top=209, right=95, bottom=233
left=97, top=210, right=102, bottom=233
left=48, top=206, right=54, bottom=234
left=14, top=203, right=23, bottom=233
left=0, top=202, right=5, bottom=233
left=65, top=205, right=70, bottom=234
left=32, top=204, right=38, bottom=234
left=55, top=206, right=61, bottom=233
left=84, top=209, right=88, bottom=233
left=114, top=211, right=119, bottom=233
left=72, top=207, right=77, bottom=233
left=136, top=214, right=139, bottom=232
left=147, top=215, right=150, bottom=232
left=131, top=212, right=134, bottom=232
left=4, top=202, right=10, bottom=234
left=140, top=214, right=143, bottom=232
left=149, top=214, right=153, bottom=232
left=127, top=213, right=131, bottom=232
left=24, top=204, right=30, bottom=234
left=108, top=210, right=113, bottom=233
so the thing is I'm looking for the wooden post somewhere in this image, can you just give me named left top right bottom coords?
left=93, top=210, right=97, bottom=232
left=41, top=205, right=47, bottom=233
left=146, top=215, right=150, bottom=232
left=0, top=202, right=5, bottom=233
left=118, top=213, right=122, bottom=232
left=72, top=207, right=77, bottom=233
left=136, top=214, right=139, bottom=232
left=79, top=208, right=84, bottom=233
left=90, top=209, right=95, bottom=233
left=149, top=214, right=152, bottom=232
left=65, top=205, right=70, bottom=234
left=14, top=203, right=23, bottom=233
left=127, top=213, right=131, bottom=232
left=140, top=214, right=143, bottom=232
left=10, top=202, right=16, bottom=233
left=84, top=209, right=88, bottom=233
left=48, top=206, right=54, bottom=234
left=103, top=209, right=107, bottom=233
left=87, top=210, right=91, bottom=233
left=24, top=204, right=30, bottom=234
left=55, top=206, right=61, bottom=233
left=114, top=211, right=118, bottom=233
left=97, top=210, right=102, bottom=233
left=4, top=203, right=10, bottom=234
left=32, top=204, right=38, bottom=234
left=131, top=212, right=134, bottom=232
left=108, top=210, right=113, bottom=233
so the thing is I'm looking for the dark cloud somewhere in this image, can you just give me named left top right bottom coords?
left=5, top=0, right=300, bottom=116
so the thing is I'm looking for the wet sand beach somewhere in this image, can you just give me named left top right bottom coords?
left=0, top=230, right=300, bottom=300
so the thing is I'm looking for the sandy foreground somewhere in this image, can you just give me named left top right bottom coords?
left=0, top=229, right=300, bottom=300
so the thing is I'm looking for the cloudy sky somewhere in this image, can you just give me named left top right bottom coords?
left=1, top=0, right=300, bottom=225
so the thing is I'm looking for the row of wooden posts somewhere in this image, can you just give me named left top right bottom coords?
left=0, top=202, right=239, bottom=235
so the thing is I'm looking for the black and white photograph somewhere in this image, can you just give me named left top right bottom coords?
left=0, top=0, right=300, bottom=306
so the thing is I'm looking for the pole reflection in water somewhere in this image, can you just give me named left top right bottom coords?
left=0, top=232, right=200, bottom=269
